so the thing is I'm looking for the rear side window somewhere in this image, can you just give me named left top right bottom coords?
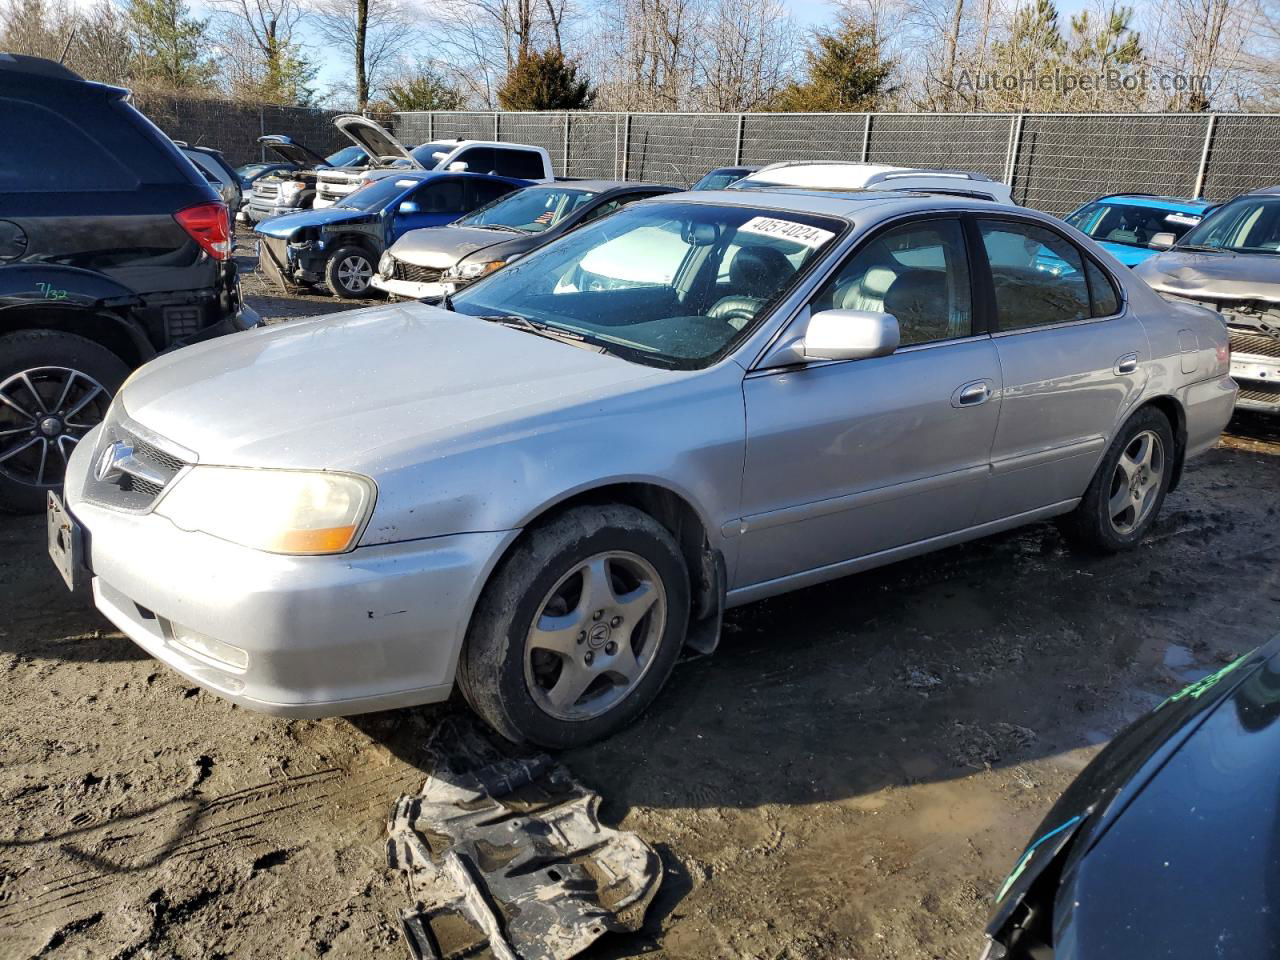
left=0, top=99, right=138, bottom=192
left=978, top=220, right=1091, bottom=330
left=492, top=149, right=546, bottom=180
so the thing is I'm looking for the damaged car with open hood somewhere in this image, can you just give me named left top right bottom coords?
left=52, top=187, right=1236, bottom=748
left=254, top=170, right=528, bottom=298
left=243, top=136, right=372, bottom=224
left=1134, top=185, right=1280, bottom=414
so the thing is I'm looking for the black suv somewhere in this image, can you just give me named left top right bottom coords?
left=0, top=55, right=257, bottom=512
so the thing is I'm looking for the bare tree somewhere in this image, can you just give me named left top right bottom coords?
left=591, top=0, right=705, bottom=109
left=694, top=0, right=799, bottom=111
left=1147, top=0, right=1261, bottom=107
left=312, top=0, right=416, bottom=108
left=208, top=0, right=315, bottom=103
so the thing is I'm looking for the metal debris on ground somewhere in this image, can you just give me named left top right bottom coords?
left=387, top=753, right=661, bottom=960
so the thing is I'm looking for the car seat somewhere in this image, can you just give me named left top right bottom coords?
left=707, top=245, right=797, bottom=328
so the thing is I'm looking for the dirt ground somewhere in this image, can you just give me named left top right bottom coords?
left=2, top=274, right=1278, bottom=959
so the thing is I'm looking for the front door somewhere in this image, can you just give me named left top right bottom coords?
left=736, top=216, right=1003, bottom=589
left=388, top=177, right=467, bottom=244
left=971, top=217, right=1150, bottom=522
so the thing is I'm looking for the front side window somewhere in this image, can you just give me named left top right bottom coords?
left=413, top=178, right=465, bottom=214
left=1178, top=196, right=1280, bottom=254
left=810, top=219, right=973, bottom=346
left=449, top=202, right=844, bottom=368
left=1066, top=201, right=1202, bottom=249
left=460, top=187, right=596, bottom=233
left=978, top=220, right=1091, bottom=331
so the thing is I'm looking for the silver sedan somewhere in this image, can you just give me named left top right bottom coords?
left=53, top=190, right=1237, bottom=747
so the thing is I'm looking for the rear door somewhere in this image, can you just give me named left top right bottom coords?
left=735, top=216, right=1003, bottom=588
left=972, top=217, right=1148, bottom=522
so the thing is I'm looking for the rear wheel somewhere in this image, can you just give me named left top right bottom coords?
left=0, top=330, right=127, bottom=513
left=458, top=505, right=690, bottom=748
left=325, top=246, right=376, bottom=299
left=1058, top=407, right=1174, bottom=553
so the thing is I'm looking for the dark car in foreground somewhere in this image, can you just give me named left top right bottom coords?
left=255, top=170, right=528, bottom=297
left=0, top=55, right=255, bottom=513
left=1134, top=186, right=1280, bottom=414
left=983, top=632, right=1280, bottom=960
left=371, top=180, right=678, bottom=299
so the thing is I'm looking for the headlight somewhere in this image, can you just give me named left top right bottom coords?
left=279, top=180, right=307, bottom=197
left=378, top=252, right=394, bottom=276
left=155, top=467, right=375, bottom=555
left=445, top=259, right=506, bottom=280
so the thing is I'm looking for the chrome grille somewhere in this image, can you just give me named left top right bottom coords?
left=1229, top=329, right=1280, bottom=359
left=253, top=181, right=280, bottom=201
left=391, top=260, right=443, bottom=284
left=81, top=412, right=194, bottom=513
left=1238, top=381, right=1280, bottom=404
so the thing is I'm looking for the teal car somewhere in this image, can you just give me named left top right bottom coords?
left=1064, top=194, right=1214, bottom=267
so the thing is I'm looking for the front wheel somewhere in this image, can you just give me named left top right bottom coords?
left=458, top=505, right=691, bottom=748
left=0, top=330, right=127, bottom=513
left=325, top=246, right=376, bottom=299
left=1058, top=407, right=1175, bottom=553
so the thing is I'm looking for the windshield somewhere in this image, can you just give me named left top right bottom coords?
left=325, top=145, right=368, bottom=167
left=693, top=170, right=750, bottom=191
left=449, top=201, right=844, bottom=368
left=1065, top=201, right=1203, bottom=249
left=237, top=162, right=276, bottom=178
left=335, top=176, right=420, bottom=211
left=1178, top=196, right=1280, bottom=254
left=460, top=187, right=596, bottom=233
left=411, top=141, right=461, bottom=167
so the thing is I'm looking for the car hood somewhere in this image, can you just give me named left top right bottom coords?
left=258, top=135, right=331, bottom=168
left=1096, top=241, right=1154, bottom=267
left=1133, top=249, right=1280, bottom=303
left=334, top=114, right=418, bottom=166
left=118, top=302, right=666, bottom=471
left=388, top=225, right=522, bottom=268
left=254, top=208, right=374, bottom=238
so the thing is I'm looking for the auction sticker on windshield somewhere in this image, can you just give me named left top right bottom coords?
left=738, top=217, right=835, bottom=248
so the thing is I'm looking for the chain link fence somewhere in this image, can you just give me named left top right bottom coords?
left=130, top=94, right=1280, bottom=216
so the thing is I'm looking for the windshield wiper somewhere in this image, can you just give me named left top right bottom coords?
left=479, top=314, right=607, bottom=353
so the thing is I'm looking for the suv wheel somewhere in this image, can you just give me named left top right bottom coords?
left=458, top=505, right=691, bottom=748
left=0, top=330, right=127, bottom=513
left=1058, top=406, right=1175, bottom=553
left=326, top=246, right=375, bottom=299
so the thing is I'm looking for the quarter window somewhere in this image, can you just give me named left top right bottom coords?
left=811, top=219, right=973, bottom=346
left=978, top=220, right=1091, bottom=331
left=1085, top=260, right=1120, bottom=316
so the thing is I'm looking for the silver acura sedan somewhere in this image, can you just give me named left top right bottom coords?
left=51, top=190, right=1237, bottom=747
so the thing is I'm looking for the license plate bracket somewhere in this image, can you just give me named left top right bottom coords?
left=47, top=491, right=84, bottom=592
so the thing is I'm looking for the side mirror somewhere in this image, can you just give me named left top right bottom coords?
left=801, top=308, right=900, bottom=361
left=1149, top=232, right=1176, bottom=251
left=398, top=201, right=420, bottom=214
left=447, top=161, right=469, bottom=172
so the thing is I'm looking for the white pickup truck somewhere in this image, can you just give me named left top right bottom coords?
left=314, top=116, right=555, bottom=208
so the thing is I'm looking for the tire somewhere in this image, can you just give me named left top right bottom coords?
left=1057, top=406, right=1175, bottom=554
left=325, top=246, right=376, bottom=299
left=458, top=505, right=691, bottom=748
left=0, top=329, right=129, bottom=513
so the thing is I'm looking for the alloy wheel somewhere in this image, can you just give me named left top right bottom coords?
left=337, top=255, right=372, bottom=293
left=0, top=367, right=109, bottom=487
left=1107, top=429, right=1165, bottom=535
left=524, top=550, right=668, bottom=722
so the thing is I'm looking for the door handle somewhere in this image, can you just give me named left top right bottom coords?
left=1114, top=352, right=1139, bottom=375
left=952, top=380, right=992, bottom=408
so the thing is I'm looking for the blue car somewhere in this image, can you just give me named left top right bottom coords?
left=255, top=170, right=528, bottom=298
left=1064, top=194, right=1215, bottom=267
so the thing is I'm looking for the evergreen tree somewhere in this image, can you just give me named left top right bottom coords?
left=385, top=68, right=466, bottom=111
left=771, top=11, right=894, bottom=111
left=497, top=50, right=594, bottom=110
left=126, top=0, right=213, bottom=89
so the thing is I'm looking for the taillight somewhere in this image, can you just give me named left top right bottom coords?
left=174, top=202, right=232, bottom=260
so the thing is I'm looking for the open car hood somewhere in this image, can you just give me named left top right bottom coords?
left=256, top=135, right=331, bottom=168
left=334, top=115, right=418, bottom=166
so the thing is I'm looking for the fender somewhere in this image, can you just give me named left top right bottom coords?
left=0, top=263, right=141, bottom=312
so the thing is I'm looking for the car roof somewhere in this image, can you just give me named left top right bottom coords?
left=640, top=187, right=1026, bottom=223
left=527, top=179, right=677, bottom=194
left=1246, top=185, right=1280, bottom=196
left=1094, top=194, right=1213, bottom=212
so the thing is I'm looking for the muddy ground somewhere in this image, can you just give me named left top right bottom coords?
left=2, top=274, right=1278, bottom=958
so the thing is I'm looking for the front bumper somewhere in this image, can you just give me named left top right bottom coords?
left=245, top=199, right=307, bottom=223
left=1231, top=352, right=1280, bottom=414
left=64, top=436, right=516, bottom=716
left=371, top=274, right=456, bottom=300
